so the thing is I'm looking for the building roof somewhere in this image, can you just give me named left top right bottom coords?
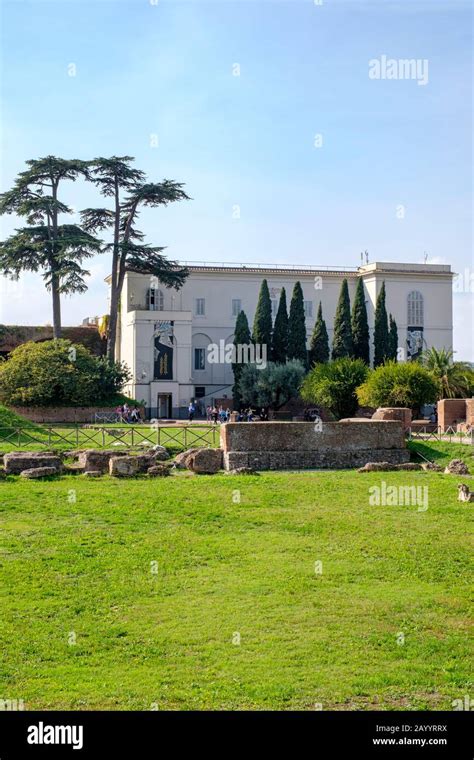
left=106, top=260, right=453, bottom=282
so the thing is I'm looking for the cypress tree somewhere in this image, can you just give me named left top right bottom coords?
left=388, top=313, right=398, bottom=362
left=288, top=281, right=308, bottom=366
left=332, top=278, right=353, bottom=359
left=232, top=310, right=251, bottom=409
left=351, top=277, right=370, bottom=365
left=271, top=287, right=289, bottom=363
left=373, top=281, right=390, bottom=367
left=252, top=279, right=272, bottom=352
left=308, top=301, right=329, bottom=366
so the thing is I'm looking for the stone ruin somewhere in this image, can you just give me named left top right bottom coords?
left=220, top=420, right=410, bottom=471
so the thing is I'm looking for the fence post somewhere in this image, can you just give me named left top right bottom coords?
left=131, top=427, right=134, bottom=448
left=184, top=426, right=187, bottom=449
left=102, top=428, right=106, bottom=448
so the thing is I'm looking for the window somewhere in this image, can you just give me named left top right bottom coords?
left=148, top=288, right=164, bottom=311
left=194, top=348, right=205, bottom=370
left=232, top=299, right=242, bottom=317
left=195, top=298, right=205, bottom=316
left=304, top=301, right=313, bottom=319
left=271, top=299, right=278, bottom=318
left=195, top=386, right=206, bottom=398
left=407, top=291, right=424, bottom=327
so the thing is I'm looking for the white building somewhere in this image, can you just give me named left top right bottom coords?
left=114, top=261, right=453, bottom=418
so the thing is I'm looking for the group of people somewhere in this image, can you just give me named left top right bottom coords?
left=186, top=401, right=269, bottom=424
left=116, top=403, right=142, bottom=423
left=206, top=405, right=231, bottom=424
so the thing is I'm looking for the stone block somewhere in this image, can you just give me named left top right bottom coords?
left=188, top=448, right=222, bottom=474
left=147, top=465, right=171, bottom=477
left=20, top=466, right=59, bottom=479
left=78, top=449, right=127, bottom=473
left=4, top=452, right=62, bottom=475
left=109, top=456, right=140, bottom=477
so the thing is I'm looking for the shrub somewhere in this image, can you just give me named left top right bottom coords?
left=356, top=361, right=439, bottom=410
left=301, top=358, right=369, bottom=419
left=0, top=339, right=130, bottom=407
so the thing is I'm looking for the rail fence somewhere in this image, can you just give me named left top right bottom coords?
left=0, top=424, right=219, bottom=451
left=407, top=426, right=473, bottom=444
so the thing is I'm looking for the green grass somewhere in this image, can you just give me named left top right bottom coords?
left=0, top=469, right=472, bottom=711
left=408, top=439, right=474, bottom=469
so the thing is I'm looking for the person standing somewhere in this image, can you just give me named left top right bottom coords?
left=188, top=401, right=196, bottom=422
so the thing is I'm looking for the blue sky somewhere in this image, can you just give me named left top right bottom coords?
left=0, top=0, right=472, bottom=358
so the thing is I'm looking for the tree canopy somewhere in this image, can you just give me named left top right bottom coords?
left=287, top=281, right=307, bottom=366
left=271, top=288, right=289, bottom=363
left=0, top=340, right=130, bottom=407
left=301, top=357, right=368, bottom=419
left=373, top=281, right=390, bottom=367
left=357, top=361, right=439, bottom=409
left=238, top=360, right=306, bottom=411
left=81, top=157, right=190, bottom=361
left=0, top=156, right=100, bottom=337
left=332, top=279, right=353, bottom=360
left=252, top=279, right=272, bottom=350
left=232, top=310, right=252, bottom=409
left=308, top=301, right=329, bottom=366
left=351, top=278, right=370, bottom=364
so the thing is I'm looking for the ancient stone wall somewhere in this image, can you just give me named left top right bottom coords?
left=437, top=399, right=467, bottom=431
left=220, top=420, right=409, bottom=471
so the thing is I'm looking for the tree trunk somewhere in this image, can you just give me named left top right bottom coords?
left=107, top=286, right=119, bottom=362
left=51, top=273, right=62, bottom=339
left=51, top=180, right=61, bottom=338
left=106, top=176, right=121, bottom=363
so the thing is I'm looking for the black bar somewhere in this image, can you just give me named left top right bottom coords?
left=0, top=711, right=471, bottom=758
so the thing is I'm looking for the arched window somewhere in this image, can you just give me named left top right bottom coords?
left=407, top=291, right=423, bottom=327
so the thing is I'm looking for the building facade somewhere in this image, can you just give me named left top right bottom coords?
left=115, top=261, right=453, bottom=418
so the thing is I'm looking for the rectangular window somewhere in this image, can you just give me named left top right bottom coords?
left=195, top=386, right=205, bottom=398
left=232, top=299, right=242, bottom=317
left=271, top=299, right=278, bottom=318
left=195, top=298, right=205, bottom=316
left=304, top=301, right=313, bottom=318
left=194, top=348, right=205, bottom=370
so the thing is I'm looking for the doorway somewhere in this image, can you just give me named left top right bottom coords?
left=157, top=393, right=172, bottom=419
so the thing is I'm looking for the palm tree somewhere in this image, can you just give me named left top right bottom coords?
left=421, top=347, right=474, bottom=399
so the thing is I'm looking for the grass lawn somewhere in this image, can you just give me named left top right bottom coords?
left=0, top=465, right=472, bottom=711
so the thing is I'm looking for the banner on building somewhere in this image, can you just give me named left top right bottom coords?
left=154, top=321, right=174, bottom=380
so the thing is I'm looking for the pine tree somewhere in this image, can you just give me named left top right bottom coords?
left=0, top=156, right=100, bottom=338
left=308, top=302, right=329, bottom=366
left=271, top=287, right=288, bottom=363
left=232, top=310, right=251, bottom=410
left=332, top=278, right=353, bottom=359
left=81, top=157, right=189, bottom=361
left=388, top=313, right=398, bottom=362
left=287, top=281, right=307, bottom=366
left=373, top=281, right=390, bottom=367
left=351, top=277, right=370, bottom=365
left=252, top=279, right=272, bottom=353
